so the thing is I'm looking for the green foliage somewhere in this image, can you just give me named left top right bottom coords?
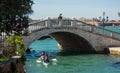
left=4, top=35, right=16, bottom=57
left=15, top=35, right=23, bottom=45
left=6, top=35, right=25, bottom=58
left=0, top=0, right=33, bottom=33
left=15, top=35, right=26, bottom=62
left=6, top=35, right=15, bottom=44
left=0, top=55, right=9, bottom=62
left=16, top=45, right=25, bottom=55
left=15, top=35, right=25, bottom=55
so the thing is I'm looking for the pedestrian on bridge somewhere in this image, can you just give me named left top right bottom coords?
left=58, top=13, right=63, bottom=26
left=58, top=13, right=62, bottom=20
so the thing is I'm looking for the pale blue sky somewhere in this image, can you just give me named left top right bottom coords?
left=29, top=0, right=120, bottom=20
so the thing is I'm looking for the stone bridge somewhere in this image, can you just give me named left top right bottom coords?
left=23, top=18, right=120, bottom=53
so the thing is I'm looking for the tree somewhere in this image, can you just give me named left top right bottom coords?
left=0, top=0, right=33, bottom=34
left=4, top=35, right=25, bottom=57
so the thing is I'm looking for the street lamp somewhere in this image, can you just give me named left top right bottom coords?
left=102, top=12, right=105, bottom=23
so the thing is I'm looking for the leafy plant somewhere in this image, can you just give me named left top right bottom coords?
left=4, top=35, right=26, bottom=60
left=15, top=35, right=25, bottom=55
left=0, top=55, right=9, bottom=62
left=4, top=35, right=16, bottom=57
left=15, top=35, right=26, bottom=61
left=0, top=0, right=33, bottom=34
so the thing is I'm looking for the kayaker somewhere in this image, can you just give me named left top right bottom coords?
left=44, top=54, right=50, bottom=63
left=40, top=51, right=45, bottom=59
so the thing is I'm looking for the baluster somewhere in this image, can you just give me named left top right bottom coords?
left=33, top=24, right=35, bottom=31
left=38, top=23, right=40, bottom=29
left=71, top=20, right=74, bottom=26
left=45, top=20, right=47, bottom=27
left=111, top=32, right=114, bottom=37
left=58, top=20, right=62, bottom=26
left=35, top=23, right=37, bottom=31
left=90, top=25, right=94, bottom=32
left=71, top=18, right=76, bottom=27
left=58, top=19, right=62, bottom=26
left=30, top=25, right=32, bottom=33
left=45, top=17, right=51, bottom=27
left=35, top=24, right=37, bottom=30
left=34, top=24, right=36, bottom=31
left=37, top=24, right=39, bottom=30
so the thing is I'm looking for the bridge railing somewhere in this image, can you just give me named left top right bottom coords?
left=76, top=20, right=120, bottom=40
left=28, top=18, right=120, bottom=40
left=59, top=20, right=120, bottom=40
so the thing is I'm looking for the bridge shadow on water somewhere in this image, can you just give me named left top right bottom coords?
left=58, top=47, right=110, bottom=56
left=27, top=35, right=110, bottom=57
left=57, top=50, right=97, bottom=56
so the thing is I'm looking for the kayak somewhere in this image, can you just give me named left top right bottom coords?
left=36, top=57, right=42, bottom=63
left=36, top=60, right=42, bottom=63
left=51, top=58, right=57, bottom=62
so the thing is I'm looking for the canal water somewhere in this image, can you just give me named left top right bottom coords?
left=25, top=38, right=120, bottom=73
left=25, top=26, right=120, bottom=73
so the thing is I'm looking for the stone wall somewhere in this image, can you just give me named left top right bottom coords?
left=0, top=57, right=25, bottom=73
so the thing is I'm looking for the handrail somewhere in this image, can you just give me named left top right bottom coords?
left=76, top=20, right=120, bottom=34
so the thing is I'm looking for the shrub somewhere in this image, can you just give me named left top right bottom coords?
left=0, top=55, right=9, bottom=62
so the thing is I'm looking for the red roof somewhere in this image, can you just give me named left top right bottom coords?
left=99, top=22, right=120, bottom=25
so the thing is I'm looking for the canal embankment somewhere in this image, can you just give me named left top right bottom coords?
left=0, top=56, right=25, bottom=73
left=0, top=35, right=26, bottom=73
left=109, top=47, right=120, bottom=55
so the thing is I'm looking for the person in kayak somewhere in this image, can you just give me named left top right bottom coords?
left=43, top=54, right=50, bottom=63
left=40, top=51, right=45, bottom=59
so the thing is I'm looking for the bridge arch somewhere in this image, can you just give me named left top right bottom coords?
left=49, top=32, right=96, bottom=54
left=23, top=18, right=120, bottom=54
left=24, top=27, right=97, bottom=54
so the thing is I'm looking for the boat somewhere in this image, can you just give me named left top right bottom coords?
left=36, top=57, right=42, bottom=63
left=51, top=58, right=58, bottom=62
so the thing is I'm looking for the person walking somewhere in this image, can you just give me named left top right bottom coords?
left=58, top=13, right=63, bottom=26
left=58, top=13, right=62, bottom=20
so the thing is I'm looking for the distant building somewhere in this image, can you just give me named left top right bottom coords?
left=79, top=18, right=99, bottom=26
left=80, top=18, right=120, bottom=26
left=98, top=21, right=120, bottom=26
